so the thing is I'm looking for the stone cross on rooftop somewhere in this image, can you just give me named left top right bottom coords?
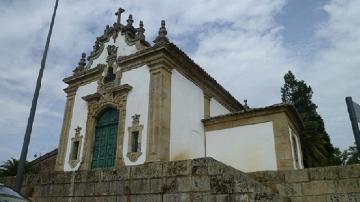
left=115, top=8, right=125, bottom=25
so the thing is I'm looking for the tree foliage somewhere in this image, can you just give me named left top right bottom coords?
left=341, top=143, right=360, bottom=165
left=281, top=71, right=340, bottom=167
left=0, top=158, right=32, bottom=177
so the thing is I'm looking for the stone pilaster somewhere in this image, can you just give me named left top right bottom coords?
left=204, top=93, right=211, bottom=119
left=55, top=87, right=77, bottom=171
left=272, top=114, right=294, bottom=170
left=146, top=64, right=172, bottom=162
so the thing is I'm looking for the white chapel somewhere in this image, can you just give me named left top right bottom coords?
left=55, top=8, right=304, bottom=173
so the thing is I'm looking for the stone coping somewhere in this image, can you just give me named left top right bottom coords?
left=202, top=103, right=304, bottom=131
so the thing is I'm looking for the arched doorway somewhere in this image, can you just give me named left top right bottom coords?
left=91, top=108, right=119, bottom=169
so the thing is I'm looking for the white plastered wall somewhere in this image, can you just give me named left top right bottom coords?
left=170, top=70, right=205, bottom=160
left=64, top=81, right=98, bottom=171
left=206, top=122, right=277, bottom=172
left=122, top=65, right=150, bottom=165
left=289, top=127, right=304, bottom=169
left=210, top=98, right=230, bottom=117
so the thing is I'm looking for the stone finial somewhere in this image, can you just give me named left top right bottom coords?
left=122, top=14, right=136, bottom=36
left=115, top=8, right=125, bottom=25
left=73, top=53, right=86, bottom=74
left=153, top=20, right=169, bottom=45
left=127, top=14, right=134, bottom=26
left=243, top=99, right=250, bottom=111
left=137, top=21, right=145, bottom=40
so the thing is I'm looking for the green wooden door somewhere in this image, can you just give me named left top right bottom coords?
left=91, top=108, right=119, bottom=169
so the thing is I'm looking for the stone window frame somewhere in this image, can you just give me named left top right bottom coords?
left=68, top=126, right=83, bottom=168
left=126, top=114, right=144, bottom=162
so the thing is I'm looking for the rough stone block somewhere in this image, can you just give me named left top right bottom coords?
left=93, top=196, right=116, bottom=202
left=73, top=182, right=86, bottom=196
left=25, top=174, right=41, bottom=185
left=253, top=192, right=278, bottom=202
left=83, top=182, right=95, bottom=196
left=192, top=176, right=210, bottom=192
left=163, top=160, right=191, bottom=177
left=149, top=178, right=163, bottom=193
left=115, top=180, right=131, bottom=195
left=308, top=167, right=339, bottom=181
left=327, top=193, right=349, bottom=202
left=84, top=170, right=102, bottom=182
left=259, top=171, right=286, bottom=184
left=162, top=177, right=178, bottom=193
left=233, top=180, right=255, bottom=193
left=130, top=194, right=162, bottom=202
left=130, top=162, right=163, bottom=179
left=285, top=169, right=309, bottom=183
left=94, top=182, right=110, bottom=195
left=208, top=164, right=227, bottom=176
left=212, top=194, right=236, bottom=202
left=109, top=180, right=130, bottom=195
left=303, top=195, right=328, bottom=202
left=32, top=185, right=43, bottom=197
left=51, top=172, right=73, bottom=184
left=210, top=175, right=234, bottom=194
left=177, top=177, right=191, bottom=192
left=276, top=183, right=302, bottom=197
left=163, top=193, right=191, bottom=202
left=302, top=181, right=336, bottom=195
left=129, top=179, right=150, bottom=194
left=335, top=179, right=360, bottom=193
left=339, top=164, right=360, bottom=179
left=348, top=192, right=360, bottom=202
left=233, top=194, right=250, bottom=202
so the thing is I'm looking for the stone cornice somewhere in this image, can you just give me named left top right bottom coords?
left=202, top=103, right=304, bottom=132
left=63, top=65, right=104, bottom=85
left=64, top=42, right=243, bottom=111
left=117, top=43, right=243, bottom=112
left=81, top=84, right=133, bottom=102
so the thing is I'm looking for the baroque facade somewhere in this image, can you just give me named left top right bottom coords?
left=55, top=8, right=304, bottom=173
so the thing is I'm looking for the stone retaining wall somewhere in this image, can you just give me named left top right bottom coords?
left=0, top=158, right=282, bottom=202
left=2, top=158, right=359, bottom=201
left=249, top=164, right=360, bottom=202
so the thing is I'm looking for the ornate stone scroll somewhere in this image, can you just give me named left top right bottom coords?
left=79, top=84, right=132, bottom=170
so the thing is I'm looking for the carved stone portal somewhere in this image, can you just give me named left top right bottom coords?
left=80, top=84, right=132, bottom=170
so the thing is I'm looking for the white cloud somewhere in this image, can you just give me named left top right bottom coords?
left=303, top=0, right=360, bottom=149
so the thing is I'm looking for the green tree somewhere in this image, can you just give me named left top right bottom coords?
left=342, top=143, right=360, bottom=165
left=281, top=71, right=340, bottom=167
left=0, top=158, right=32, bottom=177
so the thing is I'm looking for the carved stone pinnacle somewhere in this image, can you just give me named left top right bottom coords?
left=79, top=53, right=86, bottom=66
left=153, top=20, right=169, bottom=45
left=73, top=52, right=86, bottom=74
left=159, top=20, right=167, bottom=37
left=137, top=21, right=145, bottom=40
left=127, top=14, right=134, bottom=26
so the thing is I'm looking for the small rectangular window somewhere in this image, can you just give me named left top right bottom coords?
left=71, top=141, right=80, bottom=160
left=131, top=131, right=139, bottom=152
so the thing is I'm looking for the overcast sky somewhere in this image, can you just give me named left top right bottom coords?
left=0, top=0, right=359, bottom=162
